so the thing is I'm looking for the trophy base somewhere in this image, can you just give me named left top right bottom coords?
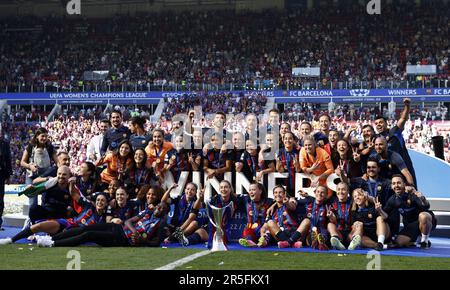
left=211, top=241, right=228, bottom=252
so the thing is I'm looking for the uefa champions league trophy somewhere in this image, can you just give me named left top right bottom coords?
left=206, top=201, right=234, bottom=252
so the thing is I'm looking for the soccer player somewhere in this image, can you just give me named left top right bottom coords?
left=207, top=180, right=245, bottom=248
left=236, top=139, right=260, bottom=182
left=72, top=161, right=100, bottom=201
left=276, top=131, right=301, bottom=194
left=259, top=185, right=300, bottom=248
left=203, top=133, right=232, bottom=181
left=300, top=136, right=334, bottom=195
left=384, top=175, right=436, bottom=249
left=145, top=128, right=174, bottom=179
left=314, top=114, right=331, bottom=146
left=135, top=185, right=164, bottom=213
left=36, top=202, right=169, bottom=248
left=123, top=148, right=152, bottom=199
left=327, top=182, right=353, bottom=250
left=293, top=186, right=330, bottom=250
left=106, top=186, right=137, bottom=225
left=164, top=135, right=191, bottom=183
left=256, top=132, right=276, bottom=183
left=333, top=139, right=363, bottom=182
left=349, top=188, right=390, bottom=250
left=239, top=182, right=273, bottom=247
left=164, top=183, right=208, bottom=246
left=96, top=140, right=134, bottom=185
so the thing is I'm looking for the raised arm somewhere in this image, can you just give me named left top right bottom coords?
left=397, top=98, right=411, bottom=130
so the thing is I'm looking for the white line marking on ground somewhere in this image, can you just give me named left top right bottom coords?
left=155, top=250, right=211, bottom=270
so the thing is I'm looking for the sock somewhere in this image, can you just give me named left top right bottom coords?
left=275, top=230, right=289, bottom=241
left=421, top=234, right=429, bottom=243
left=12, top=227, right=34, bottom=243
left=288, top=231, right=302, bottom=245
left=187, top=233, right=202, bottom=245
left=377, top=235, right=385, bottom=244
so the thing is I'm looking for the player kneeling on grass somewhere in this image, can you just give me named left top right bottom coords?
left=35, top=202, right=169, bottom=247
left=0, top=178, right=108, bottom=245
left=291, top=186, right=331, bottom=251
left=349, top=188, right=390, bottom=251
left=383, top=174, right=437, bottom=249
left=327, top=182, right=353, bottom=250
left=163, top=183, right=208, bottom=247
left=239, top=182, right=273, bottom=247
left=258, top=185, right=300, bottom=248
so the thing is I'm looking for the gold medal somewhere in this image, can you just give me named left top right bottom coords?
left=388, top=164, right=392, bottom=170
left=407, top=199, right=411, bottom=205
left=283, top=211, right=287, bottom=217
left=141, top=233, right=147, bottom=239
left=156, top=158, right=161, bottom=164
left=368, top=214, right=373, bottom=219
left=123, top=134, right=127, bottom=138
left=377, top=186, right=382, bottom=192
left=135, top=188, right=139, bottom=193
left=142, top=140, right=146, bottom=144
left=253, top=176, right=256, bottom=181
left=81, top=219, right=87, bottom=225
left=171, top=155, right=176, bottom=160
left=251, top=223, right=259, bottom=229
left=248, top=211, right=253, bottom=217
left=386, top=136, right=390, bottom=141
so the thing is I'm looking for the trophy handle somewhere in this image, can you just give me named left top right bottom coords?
left=206, top=201, right=234, bottom=228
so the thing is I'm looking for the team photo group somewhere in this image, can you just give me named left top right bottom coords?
left=0, top=95, right=437, bottom=252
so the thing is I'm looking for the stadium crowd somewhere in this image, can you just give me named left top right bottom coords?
left=0, top=1, right=449, bottom=92
left=0, top=97, right=440, bottom=252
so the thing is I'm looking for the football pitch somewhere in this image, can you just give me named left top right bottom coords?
left=1, top=245, right=450, bottom=270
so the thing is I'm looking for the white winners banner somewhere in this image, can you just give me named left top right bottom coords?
left=167, top=172, right=342, bottom=201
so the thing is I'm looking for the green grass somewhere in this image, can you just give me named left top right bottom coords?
left=0, top=245, right=201, bottom=270
left=176, top=251, right=450, bottom=270
left=1, top=245, right=450, bottom=270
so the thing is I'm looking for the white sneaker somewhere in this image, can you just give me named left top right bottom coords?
left=330, top=236, right=346, bottom=250
left=37, top=237, right=54, bottom=247
left=348, top=234, right=361, bottom=250
left=0, top=238, right=12, bottom=245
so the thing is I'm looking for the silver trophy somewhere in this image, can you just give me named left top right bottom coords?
left=206, top=201, right=234, bottom=252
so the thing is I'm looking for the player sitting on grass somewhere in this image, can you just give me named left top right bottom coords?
left=163, top=183, right=208, bottom=247
left=384, top=175, right=437, bottom=249
left=291, top=185, right=330, bottom=251
left=258, top=185, right=300, bottom=248
left=238, top=182, right=273, bottom=247
left=349, top=188, right=390, bottom=251
left=327, top=182, right=353, bottom=250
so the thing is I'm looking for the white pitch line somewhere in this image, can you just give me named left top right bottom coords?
left=155, top=250, right=211, bottom=270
